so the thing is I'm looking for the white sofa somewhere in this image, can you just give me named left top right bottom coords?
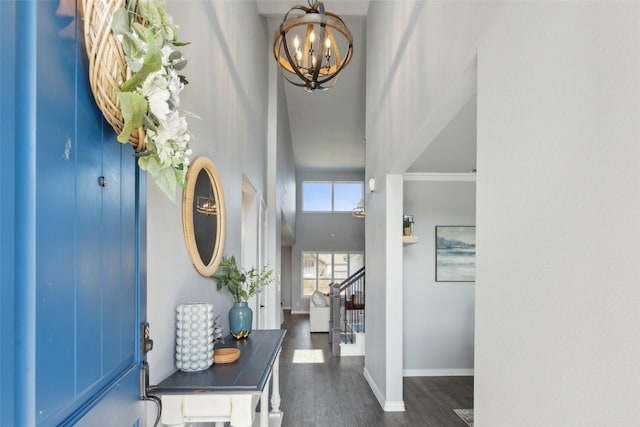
left=309, top=291, right=330, bottom=333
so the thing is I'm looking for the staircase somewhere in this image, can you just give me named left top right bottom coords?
left=330, top=267, right=365, bottom=356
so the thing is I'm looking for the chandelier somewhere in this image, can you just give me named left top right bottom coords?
left=196, top=193, right=218, bottom=216
left=352, top=199, right=365, bottom=219
left=273, top=1, right=353, bottom=92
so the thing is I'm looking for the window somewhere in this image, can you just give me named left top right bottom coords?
left=302, top=182, right=332, bottom=211
left=302, top=181, right=363, bottom=212
left=302, top=252, right=364, bottom=296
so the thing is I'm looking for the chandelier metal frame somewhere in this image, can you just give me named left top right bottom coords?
left=273, top=1, right=354, bottom=91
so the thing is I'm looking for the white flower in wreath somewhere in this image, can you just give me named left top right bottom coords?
left=140, top=71, right=171, bottom=122
left=147, top=112, right=190, bottom=165
left=166, top=69, right=183, bottom=107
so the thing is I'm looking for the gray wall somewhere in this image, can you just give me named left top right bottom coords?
left=475, top=3, right=640, bottom=425
left=276, top=74, right=296, bottom=241
left=280, top=246, right=292, bottom=309
left=147, top=1, right=272, bottom=384
left=291, top=171, right=365, bottom=312
left=273, top=61, right=297, bottom=325
left=364, top=1, right=501, bottom=408
left=403, top=180, right=475, bottom=375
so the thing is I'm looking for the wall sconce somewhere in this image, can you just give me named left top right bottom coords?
left=368, top=178, right=376, bottom=193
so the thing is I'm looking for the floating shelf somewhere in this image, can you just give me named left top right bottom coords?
left=403, top=235, right=419, bottom=246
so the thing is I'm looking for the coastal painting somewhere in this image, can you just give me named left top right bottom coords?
left=436, top=226, right=476, bottom=282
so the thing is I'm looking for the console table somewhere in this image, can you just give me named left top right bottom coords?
left=149, top=329, right=286, bottom=427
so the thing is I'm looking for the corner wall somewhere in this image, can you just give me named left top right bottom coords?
left=403, top=180, right=475, bottom=376
left=475, top=3, right=640, bottom=425
left=365, top=0, right=498, bottom=410
left=270, top=65, right=297, bottom=325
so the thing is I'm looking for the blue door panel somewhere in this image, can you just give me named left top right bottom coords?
left=121, top=151, right=139, bottom=365
left=1, top=1, right=17, bottom=424
left=75, top=142, right=103, bottom=394
left=34, top=0, right=78, bottom=421
left=3, top=0, right=146, bottom=424
left=67, top=364, right=144, bottom=427
left=103, top=138, right=125, bottom=370
left=75, top=29, right=108, bottom=393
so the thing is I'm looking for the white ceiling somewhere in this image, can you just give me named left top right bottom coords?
left=259, top=0, right=477, bottom=174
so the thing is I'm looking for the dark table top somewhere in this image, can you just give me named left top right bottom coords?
left=150, top=329, right=286, bottom=394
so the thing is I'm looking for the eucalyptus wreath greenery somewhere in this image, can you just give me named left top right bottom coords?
left=211, top=255, right=274, bottom=303
left=112, top=0, right=196, bottom=202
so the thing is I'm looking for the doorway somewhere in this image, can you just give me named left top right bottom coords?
left=241, top=176, right=269, bottom=329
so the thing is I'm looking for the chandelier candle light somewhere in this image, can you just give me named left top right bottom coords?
left=273, top=0, right=353, bottom=91
left=196, top=190, right=217, bottom=215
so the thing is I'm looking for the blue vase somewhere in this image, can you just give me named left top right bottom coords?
left=229, top=302, right=252, bottom=339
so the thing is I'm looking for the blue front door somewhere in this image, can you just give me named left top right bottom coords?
left=1, top=1, right=147, bottom=425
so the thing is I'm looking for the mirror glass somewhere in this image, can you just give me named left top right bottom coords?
left=182, top=157, right=226, bottom=277
left=193, top=169, right=217, bottom=265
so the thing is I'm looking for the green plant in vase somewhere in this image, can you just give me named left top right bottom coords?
left=211, top=255, right=274, bottom=339
left=403, top=215, right=414, bottom=236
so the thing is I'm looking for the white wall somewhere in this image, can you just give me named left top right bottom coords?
left=146, top=0, right=270, bottom=384
left=475, top=3, right=640, bottom=426
left=367, top=2, right=640, bottom=421
left=403, top=180, right=475, bottom=376
left=291, top=171, right=365, bottom=312
left=365, top=0, right=499, bottom=410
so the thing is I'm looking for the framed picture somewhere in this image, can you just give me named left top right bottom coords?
left=436, top=226, right=476, bottom=282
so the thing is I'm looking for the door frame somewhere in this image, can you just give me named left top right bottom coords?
left=242, top=176, right=261, bottom=329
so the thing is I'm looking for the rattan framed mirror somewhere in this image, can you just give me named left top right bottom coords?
left=182, top=157, right=226, bottom=277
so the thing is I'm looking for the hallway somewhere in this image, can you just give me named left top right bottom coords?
left=279, top=311, right=473, bottom=427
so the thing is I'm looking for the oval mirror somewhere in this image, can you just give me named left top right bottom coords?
left=182, top=157, right=226, bottom=277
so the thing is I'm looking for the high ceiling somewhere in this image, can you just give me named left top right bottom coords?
left=281, top=17, right=366, bottom=171
left=259, top=0, right=477, bottom=174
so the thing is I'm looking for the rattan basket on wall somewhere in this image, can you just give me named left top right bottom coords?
left=83, top=0, right=145, bottom=150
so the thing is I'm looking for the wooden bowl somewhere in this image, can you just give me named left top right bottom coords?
left=214, top=348, right=241, bottom=364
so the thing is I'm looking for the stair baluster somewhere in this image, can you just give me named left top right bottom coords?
left=330, top=266, right=365, bottom=356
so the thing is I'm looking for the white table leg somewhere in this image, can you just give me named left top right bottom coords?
left=260, top=383, right=269, bottom=427
left=160, top=395, right=186, bottom=426
left=270, top=350, right=281, bottom=414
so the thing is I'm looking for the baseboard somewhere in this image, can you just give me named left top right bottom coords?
left=403, top=369, right=474, bottom=377
left=363, top=368, right=406, bottom=412
left=363, top=368, right=385, bottom=409
left=282, top=306, right=291, bottom=310
left=290, top=310, right=309, bottom=315
left=384, top=400, right=406, bottom=412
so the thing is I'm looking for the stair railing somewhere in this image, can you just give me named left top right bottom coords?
left=330, top=266, right=365, bottom=356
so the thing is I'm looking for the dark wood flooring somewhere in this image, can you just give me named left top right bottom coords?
left=279, top=311, right=474, bottom=427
